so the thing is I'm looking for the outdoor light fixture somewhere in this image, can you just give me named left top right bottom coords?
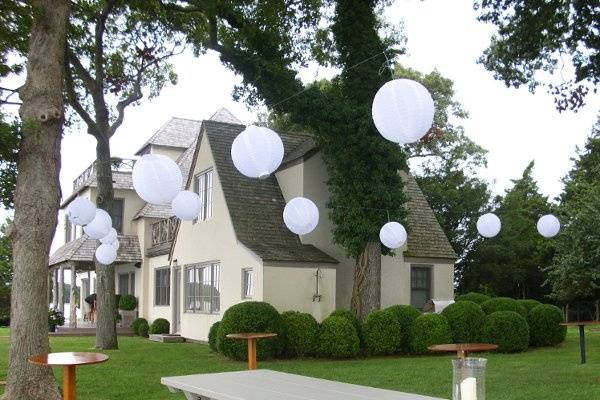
left=537, top=214, right=560, bottom=238
left=231, top=125, right=284, bottom=179
left=66, top=197, right=96, bottom=225
left=95, top=243, right=118, bottom=265
left=132, top=153, right=183, bottom=205
left=372, top=78, right=435, bottom=144
left=283, top=197, right=319, bottom=235
left=83, top=209, right=113, bottom=239
left=476, top=213, right=501, bottom=238
left=171, top=190, right=201, bottom=221
left=379, top=221, right=408, bottom=249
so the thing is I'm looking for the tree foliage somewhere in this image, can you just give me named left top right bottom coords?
left=0, top=219, right=12, bottom=310
left=0, top=115, right=20, bottom=209
left=474, top=0, right=600, bottom=112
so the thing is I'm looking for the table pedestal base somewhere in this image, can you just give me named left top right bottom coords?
left=63, top=365, right=76, bottom=400
left=247, top=339, right=257, bottom=370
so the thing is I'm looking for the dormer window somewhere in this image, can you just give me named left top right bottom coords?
left=194, top=169, right=213, bottom=223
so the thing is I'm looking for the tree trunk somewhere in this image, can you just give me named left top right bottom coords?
left=350, top=241, right=381, bottom=321
left=94, top=136, right=118, bottom=349
left=4, top=1, right=69, bottom=399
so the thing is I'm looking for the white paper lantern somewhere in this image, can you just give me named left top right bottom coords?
left=66, top=197, right=96, bottom=226
left=171, top=190, right=201, bottom=220
left=132, top=154, right=183, bottom=205
left=231, top=125, right=284, bottom=179
left=477, top=213, right=501, bottom=238
left=283, top=197, right=319, bottom=235
left=537, top=214, right=560, bottom=238
left=372, top=79, right=435, bottom=144
left=379, top=221, right=407, bottom=249
left=100, top=227, right=118, bottom=245
left=83, top=209, right=112, bottom=239
left=110, top=239, right=120, bottom=252
left=95, top=243, right=117, bottom=265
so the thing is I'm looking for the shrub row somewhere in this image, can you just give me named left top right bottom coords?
left=132, top=317, right=170, bottom=337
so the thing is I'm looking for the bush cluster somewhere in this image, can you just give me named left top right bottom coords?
left=528, top=304, right=567, bottom=347
left=318, top=316, right=360, bottom=358
left=455, top=292, right=491, bottom=304
left=281, top=311, right=319, bottom=357
left=517, top=299, right=542, bottom=315
left=217, top=301, right=285, bottom=361
left=411, top=313, right=452, bottom=354
left=362, top=309, right=401, bottom=355
left=208, top=321, right=220, bottom=352
left=483, top=311, right=529, bottom=353
left=385, top=305, right=420, bottom=353
left=132, top=318, right=147, bottom=336
left=329, top=309, right=362, bottom=344
left=150, top=318, right=170, bottom=334
left=481, top=297, right=528, bottom=317
left=118, top=295, right=138, bottom=311
left=138, top=320, right=150, bottom=337
left=441, top=301, right=485, bottom=343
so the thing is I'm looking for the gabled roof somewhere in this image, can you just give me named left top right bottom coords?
left=49, top=235, right=142, bottom=267
left=201, top=120, right=338, bottom=264
left=208, top=107, right=243, bottom=125
left=135, top=117, right=202, bottom=156
left=402, top=172, right=457, bottom=260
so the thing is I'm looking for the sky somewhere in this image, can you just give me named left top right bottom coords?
left=1, top=0, right=599, bottom=252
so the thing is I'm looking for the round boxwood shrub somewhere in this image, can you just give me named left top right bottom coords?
left=118, top=294, right=138, bottom=311
left=517, top=299, right=542, bottom=315
left=411, top=313, right=452, bottom=354
left=138, top=320, right=149, bottom=338
left=131, top=318, right=147, bottom=336
left=150, top=318, right=170, bottom=334
left=217, top=301, right=285, bottom=361
left=281, top=311, right=319, bottom=357
left=483, top=311, right=529, bottom=353
left=456, top=292, right=491, bottom=305
left=442, top=301, right=486, bottom=343
left=318, top=316, right=360, bottom=358
left=384, top=305, right=420, bottom=353
left=208, top=321, right=221, bottom=352
left=528, top=304, right=566, bottom=347
left=481, top=297, right=527, bottom=317
left=362, top=309, right=402, bottom=355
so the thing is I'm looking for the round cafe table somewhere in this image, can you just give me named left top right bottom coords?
left=560, top=321, right=600, bottom=364
left=28, top=352, right=109, bottom=400
left=226, top=333, right=277, bottom=370
left=428, top=343, right=498, bottom=360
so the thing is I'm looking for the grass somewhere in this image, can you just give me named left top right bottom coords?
left=0, top=328, right=599, bottom=399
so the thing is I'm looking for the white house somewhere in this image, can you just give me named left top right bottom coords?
left=49, top=108, right=456, bottom=341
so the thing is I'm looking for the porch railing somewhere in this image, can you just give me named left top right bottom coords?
left=73, top=158, right=135, bottom=191
left=151, top=216, right=178, bottom=247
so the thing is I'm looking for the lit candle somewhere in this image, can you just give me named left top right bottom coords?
left=460, top=377, right=477, bottom=400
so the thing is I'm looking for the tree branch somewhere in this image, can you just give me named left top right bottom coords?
left=64, top=60, right=101, bottom=138
left=108, top=77, right=142, bottom=137
left=94, top=0, right=116, bottom=87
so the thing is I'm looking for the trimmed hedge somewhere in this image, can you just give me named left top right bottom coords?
left=456, top=292, right=491, bottom=305
left=131, top=318, right=147, bottom=336
left=411, top=313, right=452, bottom=354
left=385, top=305, right=420, bottom=353
left=318, top=316, right=360, bottom=358
left=150, top=318, right=170, bottom=334
left=138, top=320, right=149, bottom=337
left=217, top=301, right=285, bottom=361
left=481, top=297, right=528, bottom=317
left=208, top=321, right=221, bottom=352
left=483, top=311, right=529, bottom=353
left=363, top=309, right=401, bottom=355
left=118, top=294, right=138, bottom=311
left=281, top=311, right=319, bottom=357
left=528, top=304, right=567, bottom=347
left=517, top=299, right=542, bottom=315
left=442, top=301, right=486, bottom=343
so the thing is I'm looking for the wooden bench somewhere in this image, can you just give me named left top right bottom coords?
left=161, top=369, right=446, bottom=400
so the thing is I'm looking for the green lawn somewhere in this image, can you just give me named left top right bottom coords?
left=1, top=328, right=599, bottom=399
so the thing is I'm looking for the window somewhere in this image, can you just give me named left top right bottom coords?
left=410, top=266, right=431, bottom=310
left=118, top=272, right=135, bottom=295
left=193, top=169, right=213, bottom=222
left=184, top=262, right=220, bottom=313
left=155, top=268, right=170, bottom=306
left=242, top=268, right=253, bottom=299
left=111, top=198, right=124, bottom=233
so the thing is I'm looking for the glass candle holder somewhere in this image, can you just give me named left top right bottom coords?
left=452, top=357, right=487, bottom=400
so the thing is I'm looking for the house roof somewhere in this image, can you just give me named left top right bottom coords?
left=134, top=117, right=202, bottom=156
left=48, top=235, right=142, bottom=268
left=201, top=120, right=338, bottom=264
left=402, top=172, right=457, bottom=260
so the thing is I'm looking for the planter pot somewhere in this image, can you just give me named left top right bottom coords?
left=119, top=310, right=137, bottom=328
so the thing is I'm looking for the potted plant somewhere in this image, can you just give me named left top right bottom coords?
left=118, top=294, right=138, bottom=328
left=48, top=309, right=65, bottom=332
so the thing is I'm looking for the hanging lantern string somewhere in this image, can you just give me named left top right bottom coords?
left=268, top=49, right=393, bottom=110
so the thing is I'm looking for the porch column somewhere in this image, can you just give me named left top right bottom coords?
left=52, top=267, right=58, bottom=309
left=69, top=263, right=77, bottom=328
left=47, top=269, right=53, bottom=306
left=58, top=265, right=64, bottom=313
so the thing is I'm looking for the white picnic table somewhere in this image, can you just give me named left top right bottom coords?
left=161, top=369, right=447, bottom=400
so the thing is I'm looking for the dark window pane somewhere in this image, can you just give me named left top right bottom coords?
left=111, top=199, right=124, bottom=233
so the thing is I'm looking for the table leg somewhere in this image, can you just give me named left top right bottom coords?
left=247, top=338, right=257, bottom=370
left=63, top=365, right=76, bottom=400
left=458, top=350, right=466, bottom=360
left=579, top=325, right=586, bottom=364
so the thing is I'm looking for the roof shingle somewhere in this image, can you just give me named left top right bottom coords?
left=135, top=117, right=202, bottom=155
left=49, top=235, right=142, bottom=267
